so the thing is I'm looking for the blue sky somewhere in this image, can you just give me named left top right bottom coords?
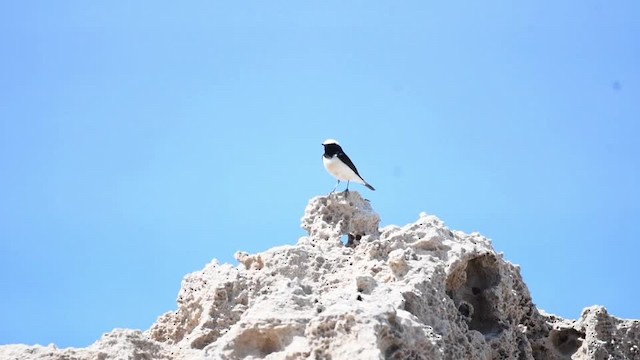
left=1, top=1, right=638, bottom=348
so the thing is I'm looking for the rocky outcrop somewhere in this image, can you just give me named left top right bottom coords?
left=2, top=192, right=638, bottom=359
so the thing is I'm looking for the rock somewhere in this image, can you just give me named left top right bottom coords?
left=0, top=329, right=200, bottom=360
left=2, top=192, right=638, bottom=359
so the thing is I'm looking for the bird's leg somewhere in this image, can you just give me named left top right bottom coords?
left=344, top=181, right=350, bottom=195
left=331, top=180, right=340, bottom=194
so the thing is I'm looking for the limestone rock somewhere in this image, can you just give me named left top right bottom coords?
left=2, top=192, right=638, bottom=359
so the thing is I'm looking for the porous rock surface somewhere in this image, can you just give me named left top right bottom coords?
left=2, top=192, right=638, bottom=359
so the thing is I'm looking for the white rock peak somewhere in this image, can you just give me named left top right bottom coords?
left=2, top=192, right=638, bottom=359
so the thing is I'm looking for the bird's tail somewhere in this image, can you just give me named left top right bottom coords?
left=365, top=183, right=375, bottom=191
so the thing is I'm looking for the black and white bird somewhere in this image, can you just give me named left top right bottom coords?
left=322, top=139, right=375, bottom=192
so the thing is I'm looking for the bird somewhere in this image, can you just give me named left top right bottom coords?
left=322, top=139, right=375, bottom=193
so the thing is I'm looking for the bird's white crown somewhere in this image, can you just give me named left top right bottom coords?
left=323, top=139, right=340, bottom=145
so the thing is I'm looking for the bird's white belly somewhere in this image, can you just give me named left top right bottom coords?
left=323, top=156, right=365, bottom=184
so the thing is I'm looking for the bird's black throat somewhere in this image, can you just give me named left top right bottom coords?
left=323, top=143, right=342, bottom=158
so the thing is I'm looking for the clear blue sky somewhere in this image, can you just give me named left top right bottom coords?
left=1, top=1, right=638, bottom=348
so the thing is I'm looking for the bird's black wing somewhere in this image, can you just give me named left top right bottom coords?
left=337, top=151, right=362, bottom=177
